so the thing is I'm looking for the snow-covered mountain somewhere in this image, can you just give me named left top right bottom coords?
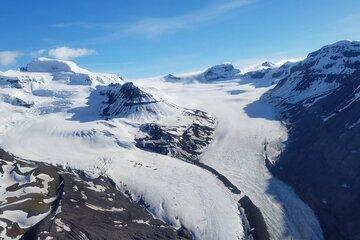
left=268, top=40, right=360, bottom=105
left=265, top=40, right=360, bottom=240
left=162, top=61, right=296, bottom=88
left=198, top=63, right=241, bottom=81
left=164, top=63, right=241, bottom=83
left=25, top=57, right=90, bottom=73
left=240, top=61, right=295, bottom=87
left=21, top=57, right=124, bottom=87
left=2, top=40, right=358, bottom=240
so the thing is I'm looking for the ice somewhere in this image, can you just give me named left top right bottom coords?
left=136, top=77, right=324, bottom=240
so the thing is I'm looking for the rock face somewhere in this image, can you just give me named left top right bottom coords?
left=99, top=82, right=179, bottom=120
left=0, top=149, right=189, bottom=240
left=135, top=110, right=216, bottom=161
left=266, top=40, right=360, bottom=240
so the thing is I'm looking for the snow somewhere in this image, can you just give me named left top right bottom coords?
left=0, top=58, right=325, bottom=239
left=85, top=182, right=107, bottom=192
left=132, top=219, right=150, bottom=225
left=0, top=209, right=51, bottom=229
left=26, top=57, right=90, bottom=74
left=85, top=203, right=124, bottom=212
left=55, top=218, right=71, bottom=232
left=0, top=160, right=54, bottom=204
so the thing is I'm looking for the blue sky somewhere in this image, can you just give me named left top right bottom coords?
left=0, top=0, right=359, bottom=78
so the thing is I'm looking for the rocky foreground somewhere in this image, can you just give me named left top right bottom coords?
left=0, top=149, right=190, bottom=240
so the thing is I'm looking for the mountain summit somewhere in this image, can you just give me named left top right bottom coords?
left=25, top=57, right=90, bottom=74
left=199, top=63, right=240, bottom=81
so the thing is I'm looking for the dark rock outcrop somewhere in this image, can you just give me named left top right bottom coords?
left=239, top=196, right=270, bottom=240
left=135, top=110, right=215, bottom=162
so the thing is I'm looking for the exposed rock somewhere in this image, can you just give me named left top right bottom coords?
left=239, top=196, right=270, bottom=240
left=135, top=110, right=215, bottom=161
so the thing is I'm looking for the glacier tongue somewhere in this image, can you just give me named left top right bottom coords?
left=136, top=78, right=324, bottom=240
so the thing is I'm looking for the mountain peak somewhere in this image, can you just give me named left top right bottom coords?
left=261, top=61, right=275, bottom=68
left=200, top=63, right=240, bottom=81
left=308, top=40, right=360, bottom=59
left=116, top=82, right=150, bottom=101
left=99, top=82, right=177, bottom=120
left=24, top=57, right=90, bottom=74
left=164, top=74, right=181, bottom=82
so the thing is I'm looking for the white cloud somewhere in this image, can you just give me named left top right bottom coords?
left=125, top=0, right=252, bottom=37
left=0, top=51, right=22, bottom=66
left=48, top=46, right=95, bottom=60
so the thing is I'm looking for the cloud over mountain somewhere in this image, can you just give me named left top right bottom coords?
left=48, top=46, right=95, bottom=60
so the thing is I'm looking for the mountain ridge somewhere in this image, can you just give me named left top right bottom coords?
left=265, top=40, right=360, bottom=240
